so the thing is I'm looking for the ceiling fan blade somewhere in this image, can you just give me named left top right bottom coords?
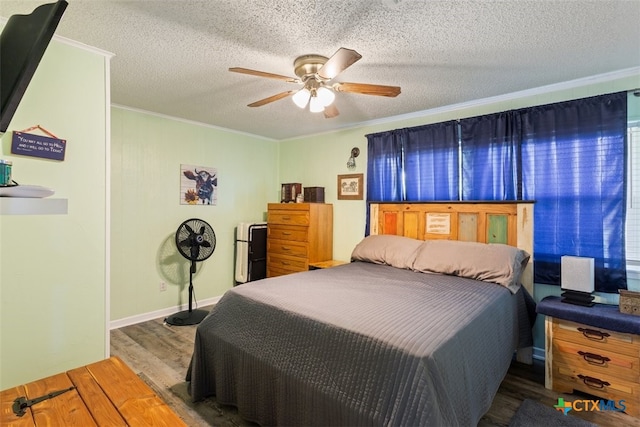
left=229, top=67, right=300, bottom=83
left=248, top=90, right=295, bottom=107
left=316, top=48, right=362, bottom=80
left=323, top=104, right=339, bottom=119
left=333, top=82, right=401, bottom=97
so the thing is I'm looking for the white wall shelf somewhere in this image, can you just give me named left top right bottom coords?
left=0, top=198, right=68, bottom=215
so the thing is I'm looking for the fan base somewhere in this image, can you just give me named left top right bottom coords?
left=164, top=309, right=209, bottom=326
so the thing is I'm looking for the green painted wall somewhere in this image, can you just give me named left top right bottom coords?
left=0, top=39, right=109, bottom=388
left=110, top=108, right=279, bottom=322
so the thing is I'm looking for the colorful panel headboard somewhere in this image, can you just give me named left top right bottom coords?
left=369, top=201, right=535, bottom=295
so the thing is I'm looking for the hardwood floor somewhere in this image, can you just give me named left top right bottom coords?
left=111, top=309, right=640, bottom=427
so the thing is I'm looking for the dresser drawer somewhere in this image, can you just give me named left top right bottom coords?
left=268, top=210, right=310, bottom=226
left=553, top=362, right=640, bottom=408
left=267, top=253, right=308, bottom=274
left=553, top=319, right=640, bottom=358
left=553, top=339, right=640, bottom=382
left=268, top=224, right=308, bottom=242
left=267, top=238, right=308, bottom=258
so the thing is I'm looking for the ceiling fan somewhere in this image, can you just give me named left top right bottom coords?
left=229, top=48, right=401, bottom=118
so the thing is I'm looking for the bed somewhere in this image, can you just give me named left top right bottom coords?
left=187, top=201, right=535, bottom=426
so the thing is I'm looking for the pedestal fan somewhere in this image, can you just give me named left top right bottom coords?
left=165, top=218, right=216, bottom=326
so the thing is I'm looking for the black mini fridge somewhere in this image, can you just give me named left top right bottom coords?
left=234, top=222, right=267, bottom=285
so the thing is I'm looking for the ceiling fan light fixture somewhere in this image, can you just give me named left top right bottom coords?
left=316, top=86, right=335, bottom=107
left=292, top=88, right=311, bottom=108
left=309, top=95, right=325, bottom=113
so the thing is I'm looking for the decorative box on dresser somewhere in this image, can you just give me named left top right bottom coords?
left=537, top=296, right=640, bottom=417
left=267, top=203, right=333, bottom=277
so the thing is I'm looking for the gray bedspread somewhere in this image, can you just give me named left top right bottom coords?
left=187, top=262, right=532, bottom=426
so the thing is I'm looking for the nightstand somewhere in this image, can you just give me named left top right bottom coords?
left=537, top=296, right=640, bottom=417
left=308, top=260, right=348, bottom=270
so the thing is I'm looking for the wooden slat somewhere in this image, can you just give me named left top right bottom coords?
left=487, top=214, right=508, bottom=243
left=24, top=373, right=96, bottom=426
left=67, top=366, right=126, bottom=427
left=383, top=212, right=397, bottom=235
left=85, top=357, right=186, bottom=427
left=1, top=385, right=35, bottom=427
left=458, top=213, right=478, bottom=241
left=402, top=211, right=419, bottom=239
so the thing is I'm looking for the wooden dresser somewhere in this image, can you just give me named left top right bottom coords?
left=538, top=297, right=640, bottom=417
left=267, top=203, right=333, bottom=277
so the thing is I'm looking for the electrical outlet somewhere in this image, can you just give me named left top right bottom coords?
left=159, top=282, right=167, bottom=292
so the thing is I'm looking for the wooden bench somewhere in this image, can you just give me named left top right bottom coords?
left=0, top=356, right=186, bottom=426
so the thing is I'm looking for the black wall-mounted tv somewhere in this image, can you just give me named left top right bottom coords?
left=0, top=0, right=68, bottom=133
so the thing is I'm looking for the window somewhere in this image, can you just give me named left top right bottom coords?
left=367, top=91, right=629, bottom=292
left=627, top=121, right=640, bottom=266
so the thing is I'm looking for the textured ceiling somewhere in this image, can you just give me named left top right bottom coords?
left=1, top=0, right=639, bottom=140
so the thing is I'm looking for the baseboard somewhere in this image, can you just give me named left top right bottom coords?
left=110, top=295, right=222, bottom=330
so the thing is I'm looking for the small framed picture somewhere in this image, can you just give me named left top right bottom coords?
left=337, top=173, right=363, bottom=200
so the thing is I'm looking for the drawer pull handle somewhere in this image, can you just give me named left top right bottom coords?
left=577, top=374, right=610, bottom=389
left=577, top=351, right=610, bottom=365
left=282, top=216, right=291, bottom=220
left=282, top=232, right=292, bottom=236
left=577, top=327, right=610, bottom=341
left=281, top=261, right=290, bottom=265
left=281, top=246, right=291, bottom=251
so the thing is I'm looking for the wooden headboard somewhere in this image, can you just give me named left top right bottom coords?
left=369, top=201, right=535, bottom=295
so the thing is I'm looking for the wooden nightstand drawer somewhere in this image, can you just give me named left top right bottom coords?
left=553, top=362, right=640, bottom=407
left=552, top=339, right=640, bottom=382
left=267, top=210, right=310, bottom=226
left=267, top=238, right=308, bottom=258
left=553, top=318, right=640, bottom=358
left=268, top=224, right=308, bottom=242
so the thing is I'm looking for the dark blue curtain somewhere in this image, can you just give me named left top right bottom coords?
left=365, top=92, right=628, bottom=292
left=520, top=92, right=628, bottom=292
left=404, top=122, right=459, bottom=201
left=365, top=130, right=403, bottom=235
left=460, top=112, right=520, bottom=200
left=366, top=130, right=403, bottom=202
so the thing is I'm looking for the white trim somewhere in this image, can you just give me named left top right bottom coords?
left=53, top=34, right=114, bottom=58
left=114, top=67, right=639, bottom=143
left=111, top=104, right=276, bottom=142
left=280, top=67, right=640, bottom=142
left=0, top=16, right=114, bottom=58
left=628, top=265, right=640, bottom=281
left=109, top=296, right=223, bottom=330
left=104, top=53, right=112, bottom=358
